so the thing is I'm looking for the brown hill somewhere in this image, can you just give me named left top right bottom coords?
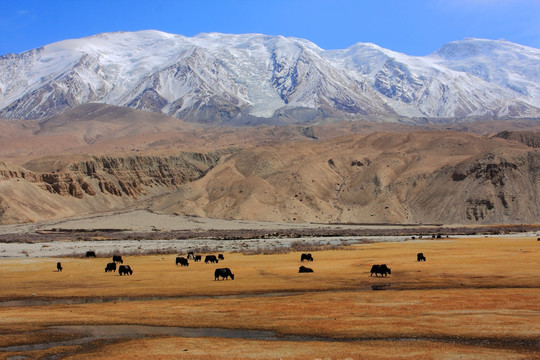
left=4, top=103, right=538, bottom=165
left=493, top=130, right=540, bottom=148
left=151, top=131, right=540, bottom=225
left=0, top=104, right=343, bottom=164
left=0, top=151, right=229, bottom=224
left=1, top=104, right=539, bottom=225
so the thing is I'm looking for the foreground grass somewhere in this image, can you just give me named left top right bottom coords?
left=0, top=236, right=539, bottom=359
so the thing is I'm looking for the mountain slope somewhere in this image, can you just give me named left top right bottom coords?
left=327, top=41, right=540, bottom=118
left=1, top=31, right=539, bottom=123
left=1, top=117, right=539, bottom=225
left=0, top=150, right=229, bottom=224
left=151, top=131, right=540, bottom=225
left=430, top=38, right=540, bottom=105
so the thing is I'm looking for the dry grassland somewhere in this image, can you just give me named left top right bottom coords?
left=0, top=236, right=539, bottom=359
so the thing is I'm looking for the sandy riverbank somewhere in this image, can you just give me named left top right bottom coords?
left=0, top=209, right=421, bottom=235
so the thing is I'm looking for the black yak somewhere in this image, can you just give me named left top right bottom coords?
left=299, top=266, right=314, bottom=273
left=119, top=265, right=133, bottom=276
left=105, top=262, right=117, bottom=272
left=176, top=257, right=189, bottom=266
left=214, top=268, right=234, bottom=280
left=370, top=264, right=391, bottom=277
left=301, top=253, right=313, bottom=262
left=205, top=255, right=219, bottom=264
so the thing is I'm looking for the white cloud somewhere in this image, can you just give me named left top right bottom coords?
left=0, top=9, right=33, bottom=29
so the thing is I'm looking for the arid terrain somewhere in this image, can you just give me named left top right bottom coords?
left=1, top=234, right=539, bottom=359
left=1, top=104, right=540, bottom=358
left=1, top=104, right=540, bottom=226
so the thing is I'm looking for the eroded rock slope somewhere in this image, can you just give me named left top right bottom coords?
left=0, top=151, right=232, bottom=224
left=152, top=131, right=540, bottom=225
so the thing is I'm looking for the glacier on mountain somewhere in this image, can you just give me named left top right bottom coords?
left=0, top=30, right=539, bottom=123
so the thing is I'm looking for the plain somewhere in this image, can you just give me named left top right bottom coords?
left=1, top=235, right=539, bottom=359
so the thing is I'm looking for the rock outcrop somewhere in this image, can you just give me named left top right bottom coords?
left=0, top=151, right=233, bottom=224
left=493, top=131, right=540, bottom=148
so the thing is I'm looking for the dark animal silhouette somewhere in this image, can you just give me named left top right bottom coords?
left=301, top=253, right=313, bottom=262
left=112, top=255, right=123, bottom=264
left=370, top=264, right=391, bottom=277
left=187, top=251, right=194, bottom=259
left=86, top=251, right=96, bottom=258
left=176, top=257, right=189, bottom=266
left=118, top=265, right=133, bottom=276
left=105, top=262, right=117, bottom=272
left=417, top=253, right=426, bottom=261
left=56, top=262, right=62, bottom=272
left=218, top=254, right=224, bottom=260
left=214, top=268, right=234, bottom=280
left=205, top=255, right=219, bottom=263
left=299, top=266, right=314, bottom=273
left=194, top=255, right=202, bottom=262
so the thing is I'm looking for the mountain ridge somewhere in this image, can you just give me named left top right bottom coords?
left=1, top=30, right=539, bottom=124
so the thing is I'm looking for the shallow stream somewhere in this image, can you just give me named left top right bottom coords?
left=2, top=324, right=538, bottom=360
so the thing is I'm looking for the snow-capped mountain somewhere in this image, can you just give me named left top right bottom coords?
left=0, top=30, right=539, bottom=123
left=327, top=40, right=540, bottom=118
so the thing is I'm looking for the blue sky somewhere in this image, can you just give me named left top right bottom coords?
left=1, top=0, right=539, bottom=56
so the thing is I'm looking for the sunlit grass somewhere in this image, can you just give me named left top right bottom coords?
left=1, top=236, right=539, bottom=358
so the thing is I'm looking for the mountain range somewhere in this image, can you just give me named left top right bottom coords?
left=1, top=30, right=540, bottom=124
left=1, top=31, right=539, bottom=226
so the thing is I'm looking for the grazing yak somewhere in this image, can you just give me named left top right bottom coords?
left=299, top=266, right=314, bottom=273
left=105, top=262, right=117, bottom=272
left=176, top=257, right=189, bottom=266
left=370, top=264, right=391, bottom=277
left=112, top=255, right=123, bottom=264
left=214, top=268, right=234, bottom=280
left=417, top=253, right=426, bottom=261
left=187, top=251, right=194, bottom=259
left=205, top=255, right=219, bottom=264
left=218, top=254, right=224, bottom=260
left=194, top=255, right=202, bottom=262
left=118, top=265, right=133, bottom=276
left=301, top=253, right=313, bottom=262
left=56, top=262, right=63, bottom=272
left=86, top=251, right=96, bottom=258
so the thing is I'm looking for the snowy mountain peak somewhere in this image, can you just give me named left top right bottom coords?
left=0, top=31, right=539, bottom=124
left=432, top=38, right=540, bottom=60
left=428, top=38, right=540, bottom=102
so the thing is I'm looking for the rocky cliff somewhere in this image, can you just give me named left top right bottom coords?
left=0, top=151, right=233, bottom=224
left=493, top=130, right=540, bottom=148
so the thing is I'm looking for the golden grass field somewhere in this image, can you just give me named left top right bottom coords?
left=1, top=236, right=539, bottom=359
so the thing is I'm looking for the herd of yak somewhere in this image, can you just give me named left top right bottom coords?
left=54, top=250, right=430, bottom=280
left=77, top=250, right=236, bottom=280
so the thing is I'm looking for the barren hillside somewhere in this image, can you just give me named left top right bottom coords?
left=0, top=151, right=228, bottom=224
left=1, top=105, right=539, bottom=225
left=151, top=131, right=540, bottom=224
